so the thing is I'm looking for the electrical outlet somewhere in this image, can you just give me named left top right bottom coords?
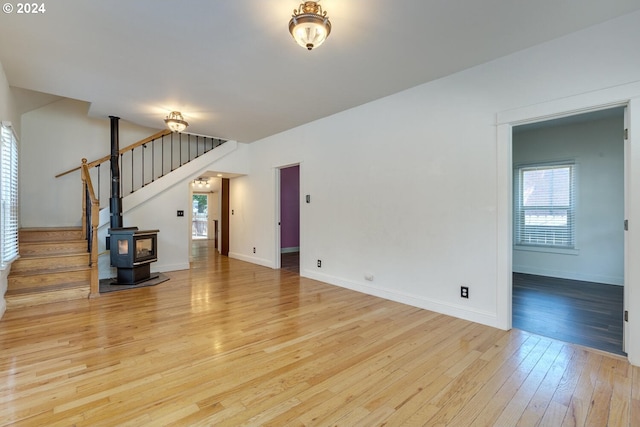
left=461, top=286, right=469, bottom=299
left=317, top=259, right=322, bottom=268
left=253, top=247, right=256, bottom=253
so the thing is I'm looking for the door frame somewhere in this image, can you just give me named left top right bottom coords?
left=274, top=163, right=301, bottom=270
left=510, top=106, right=626, bottom=353
left=496, top=82, right=640, bottom=365
left=221, top=178, right=230, bottom=256
left=191, top=192, right=210, bottom=240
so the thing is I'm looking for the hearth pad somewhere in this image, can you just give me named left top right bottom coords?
left=99, top=273, right=169, bottom=293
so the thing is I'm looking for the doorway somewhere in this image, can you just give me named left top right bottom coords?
left=192, top=193, right=209, bottom=240
left=279, top=165, right=300, bottom=274
left=511, top=107, right=626, bottom=354
left=189, top=177, right=224, bottom=257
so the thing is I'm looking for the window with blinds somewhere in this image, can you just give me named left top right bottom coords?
left=514, top=162, right=575, bottom=249
left=1, top=122, right=18, bottom=266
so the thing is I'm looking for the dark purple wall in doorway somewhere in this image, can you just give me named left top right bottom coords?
left=280, top=165, right=300, bottom=250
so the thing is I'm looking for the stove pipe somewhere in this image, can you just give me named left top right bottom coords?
left=109, top=116, right=123, bottom=229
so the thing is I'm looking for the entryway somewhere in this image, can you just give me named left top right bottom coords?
left=278, top=165, right=300, bottom=274
left=511, top=107, right=626, bottom=355
left=190, top=176, right=225, bottom=253
left=192, top=193, right=209, bottom=240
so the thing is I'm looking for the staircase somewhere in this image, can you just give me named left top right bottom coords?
left=6, top=227, right=91, bottom=308
left=3, top=130, right=235, bottom=310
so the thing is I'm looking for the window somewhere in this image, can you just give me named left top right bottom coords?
left=514, top=162, right=575, bottom=249
left=1, top=122, right=18, bottom=266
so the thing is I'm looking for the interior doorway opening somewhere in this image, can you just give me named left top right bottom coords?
left=192, top=193, right=209, bottom=240
left=279, top=165, right=300, bottom=274
left=511, top=107, right=626, bottom=355
left=189, top=176, right=223, bottom=252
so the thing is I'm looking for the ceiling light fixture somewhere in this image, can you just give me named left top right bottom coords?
left=192, top=178, right=210, bottom=188
left=164, top=111, right=189, bottom=133
left=289, top=1, right=331, bottom=51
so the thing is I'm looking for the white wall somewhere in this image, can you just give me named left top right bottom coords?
left=0, top=67, right=19, bottom=131
left=226, top=11, right=640, bottom=364
left=206, top=190, right=219, bottom=241
left=20, top=99, right=159, bottom=227
left=513, top=114, right=625, bottom=284
left=208, top=191, right=219, bottom=220
left=233, top=78, right=500, bottom=323
left=0, top=60, right=19, bottom=318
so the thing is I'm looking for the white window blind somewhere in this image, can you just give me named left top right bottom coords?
left=1, top=122, right=19, bottom=266
left=514, top=163, right=575, bottom=248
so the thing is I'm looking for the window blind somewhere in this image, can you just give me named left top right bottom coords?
left=514, top=163, right=575, bottom=248
left=1, top=122, right=18, bottom=265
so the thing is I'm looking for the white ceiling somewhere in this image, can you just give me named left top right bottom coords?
left=2, top=0, right=640, bottom=143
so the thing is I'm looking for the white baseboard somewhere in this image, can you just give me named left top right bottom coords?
left=513, top=265, right=623, bottom=286
left=301, top=270, right=499, bottom=329
left=154, top=262, right=191, bottom=273
left=228, top=252, right=274, bottom=268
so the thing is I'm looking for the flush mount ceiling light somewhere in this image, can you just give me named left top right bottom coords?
left=164, top=111, right=188, bottom=133
left=289, top=1, right=331, bottom=51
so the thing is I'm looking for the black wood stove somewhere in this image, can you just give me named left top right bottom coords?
left=109, top=227, right=159, bottom=285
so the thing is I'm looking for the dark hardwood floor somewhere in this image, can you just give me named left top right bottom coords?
left=513, top=273, right=625, bottom=355
left=280, top=251, right=299, bottom=274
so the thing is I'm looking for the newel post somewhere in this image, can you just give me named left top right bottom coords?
left=81, top=158, right=88, bottom=240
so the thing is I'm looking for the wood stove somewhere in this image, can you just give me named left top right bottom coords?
left=109, top=227, right=159, bottom=285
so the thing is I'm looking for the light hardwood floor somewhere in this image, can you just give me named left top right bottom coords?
left=1, top=241, right=638, bottom=426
